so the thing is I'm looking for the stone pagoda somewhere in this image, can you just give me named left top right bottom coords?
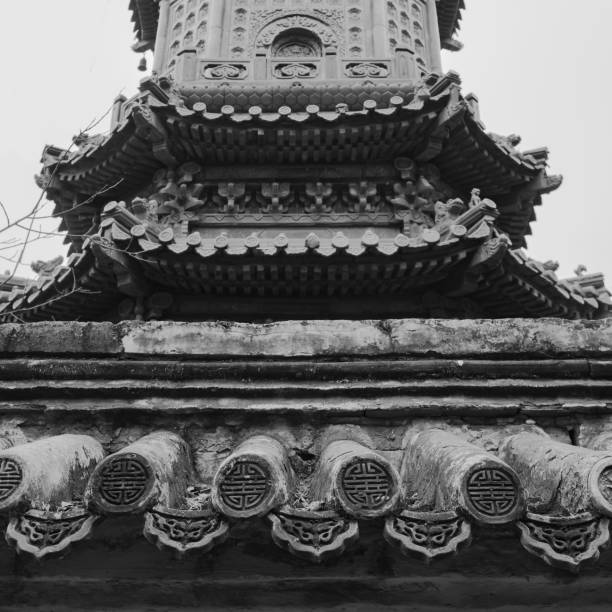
left=1, top=1, right=612, bottom=610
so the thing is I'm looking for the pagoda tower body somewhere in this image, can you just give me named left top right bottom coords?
left=1, top=2, right=612, bottom=610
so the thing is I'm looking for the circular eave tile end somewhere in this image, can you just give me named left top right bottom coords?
left=91, top=452, right=155, bottom=515
left=213, top=455, right=275, bottom=519
left=337, top=456, right=400, bottom=518
left=463, top=464, right=523, bottom=525
left=0, top=457, right=25, bottom=511
left=589, top=457, right=612, bottom=516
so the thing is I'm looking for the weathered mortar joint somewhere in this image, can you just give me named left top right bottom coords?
left=212, top=436, right=295, bottom=519
left=268, top=505, right=359, bottom=563
left=310, top=440, right=400, bottom=519
left=500, top=432, right=612, bottom=571
left=144, top=486, right=229, bottom=556
left=385, top=429, right=522, bottom=561
left=0, top=435, right=104, bottom=558
left=85, top=432, right=193, bottom=515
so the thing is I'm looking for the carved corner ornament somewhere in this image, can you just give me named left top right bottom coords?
left=517, top=512, right=610, bottom=573
left=6, top=506, right=99, bottom=559
left=144, top=505, right=229, bottom=556
left=384, top=510, right=472, bottom=562
left=269, top=506, right=358, bottom=563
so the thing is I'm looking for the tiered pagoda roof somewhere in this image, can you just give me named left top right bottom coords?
left=1, top=1, right=608, bottom=323
left=2, top=70, right=608, bottom=322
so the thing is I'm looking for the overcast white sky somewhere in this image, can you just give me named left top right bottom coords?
left=0, top=0, right=610, bottom=283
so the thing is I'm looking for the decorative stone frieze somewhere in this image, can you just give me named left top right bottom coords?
left=310, top=441, right=400, bottom=519
left=212, top=436, right=295, bottom=519
left=85, top=432, right=193, bottom=515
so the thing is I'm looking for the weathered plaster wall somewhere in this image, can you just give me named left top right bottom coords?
left=2, top=318, right=611, bottom=357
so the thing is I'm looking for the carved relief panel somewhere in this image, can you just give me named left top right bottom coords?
left=161, top=0, right=438, bottom=82
left=166, top=0, right=210, bottom=71
left=217, top=0, right=377, bottom=61
left=386, top=0, right=430, bottom=73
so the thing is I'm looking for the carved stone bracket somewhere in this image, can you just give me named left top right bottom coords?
left=401, top=430, right=524, bottom=525
left=144, top=505, right=229, bottom=556
left=269, top=506, right=358, bottom=563
left=260, top=183, right=292, bottom=213
left=5, top=506, right=98, bottom=560
left=517, top=512, right=610, bottom=573
left=212, top=436, right=295, bottom=519
left=310, top=441, right=400, bottom=519
left=348, top=182, right=378, bottom=213
left=384, top=510, right=472, bottom=562
left=85, top=432, right=193, bottom=515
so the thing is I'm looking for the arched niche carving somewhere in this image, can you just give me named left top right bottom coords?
left=254, top=14, right=341, bottom=55
left=271, top=28, right=323, bottom=59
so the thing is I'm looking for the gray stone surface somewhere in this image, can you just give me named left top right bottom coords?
left=1, top=319, right=611, bottom=358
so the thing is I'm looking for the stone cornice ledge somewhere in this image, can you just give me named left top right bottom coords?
left=0, top=319, right=611, bottom=359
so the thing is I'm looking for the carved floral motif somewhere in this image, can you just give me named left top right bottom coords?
left=269, top=506, right=358, bottom=563
left=384, top=510, right=472, bottom=561
left=273, top=62, right=319, bottom=79
left=517, top=513, right=610, bottom=572
left=202, top=63, right=248, bottom=80
left=144, top=506, right=229, bottom=555
left=6, top=507, right=98, bottom=559
left=344, top=62, right=390, bottom=78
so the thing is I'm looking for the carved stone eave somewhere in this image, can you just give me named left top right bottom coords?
left=269, top=506, right=359, bottom=563
left=517, top=512, right=610, bottom=573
